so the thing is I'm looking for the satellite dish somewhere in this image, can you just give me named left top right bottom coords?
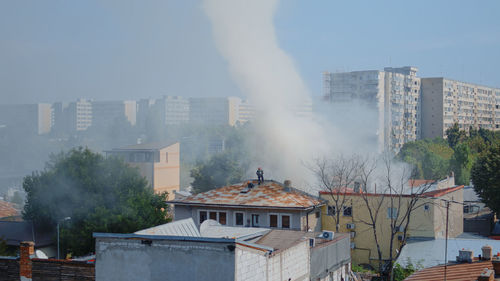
left=200, top=219, right=220, bottom=233
left=35, top=250, right=48, bottom=259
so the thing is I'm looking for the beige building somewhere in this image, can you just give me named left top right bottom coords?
left=189, top=97, right=241, bottom=126
left=421, top=78, right=500, bottom=138
left=323, top=66, right=421, bottom=151
left=106, top=142, right=180, bottom=197
left=92, top=100, right=137, bottom=129
left=320, top=184, right=464, bottom=266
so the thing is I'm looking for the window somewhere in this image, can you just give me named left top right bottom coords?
left=199, top=211, right=207, bottom=224
left=209, top=211, right=217, bottom=220
left=251, top=214, right=260, bottom=227
left=219, top=212, right=227, bottom=225
left=269, top=214, right=278, bottom=228
left=328, top=206, right=336, bottom=215
left=315, top=211, right=320, bottom=218
left=424, top=204, right=430, bottom=211
left=387, top=207, right=398, bottom=219
left=343, top=206, right=352, bottom=217
left=281, top=215, right=290, bottom=229
left=235, top=212, right=244, bottom=226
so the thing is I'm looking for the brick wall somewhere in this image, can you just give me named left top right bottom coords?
left=0, top=256, right=19, bottom=281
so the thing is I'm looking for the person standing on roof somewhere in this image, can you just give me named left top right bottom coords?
left=256, top=168, right=264, bottom=184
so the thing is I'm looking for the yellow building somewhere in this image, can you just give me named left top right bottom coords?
left=320, top=185, right=464, bottom=267
left=106, top=142, right=180, bottom=197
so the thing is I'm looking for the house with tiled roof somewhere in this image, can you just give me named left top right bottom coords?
left=320, top=183, right=464, bottom=267
left=0, top=199, right=20, bottom=220
left=168, top=180, right=325, bottom=231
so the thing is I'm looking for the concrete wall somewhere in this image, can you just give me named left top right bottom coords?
left=154, top=143, right=180, bottom=197
left=421, top=78, right=444, bottom=139
left=95, top=237, right=235, bottom=281
left=310, top=235, right=351, bottom=280
left=432, top=188, right=463, bottom=238
left=238, top=240, right=310, bottom=281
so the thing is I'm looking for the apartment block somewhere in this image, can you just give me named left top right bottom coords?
left=61, top=98, right=93, bottom=132
left=189, top=97, right=241, bottom=126
left=92, top=100, right=137, bottom=129
left=421, top=78, right=500, bottom=139
left=323, top=66, right=421, bottom=151
left=0, top=103, right=52, bottom=135
left=156, top=96, right=190, bottom=125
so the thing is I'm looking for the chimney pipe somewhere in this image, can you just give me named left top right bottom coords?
left=482, top=245, right=492, bottom=261
left=284, top=180, right=292, bottom=191
left=20, top=241, right=35, bottom=281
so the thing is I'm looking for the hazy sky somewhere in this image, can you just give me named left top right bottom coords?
left=0, top=0, right=499, bottom=104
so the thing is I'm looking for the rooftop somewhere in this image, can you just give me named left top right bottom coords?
left=0, top=200, right=19, bottom=219
left=110, top=141, right=178, bottom=151
left=319, top=185, right=464, bottom=198
left=169, top=180, right=324, bottom=210
left=405, top=260, right=494, bottom=281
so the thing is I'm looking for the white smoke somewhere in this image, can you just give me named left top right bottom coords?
left=203, top=0, right=331, bottom=187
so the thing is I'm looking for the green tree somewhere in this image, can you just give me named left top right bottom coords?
left=450, top=143, right=474, bottom=185
left=445, top=123, right=467, bottom=149
left=190, top=152, right=245, bottom=193
left=471, top=144, right=500, bottom=215
left=22, top=147, right=169, bottom=256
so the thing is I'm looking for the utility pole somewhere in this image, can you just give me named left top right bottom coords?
left=444, top=201, right=450, bottom=281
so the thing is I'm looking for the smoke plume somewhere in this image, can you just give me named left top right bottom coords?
left=203, top=0, right=331, bottom=187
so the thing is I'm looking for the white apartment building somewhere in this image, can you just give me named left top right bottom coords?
left=70, top=99, right=93, bottom=131
left=159, top=96, right=190, bottom=125
left=189, top=97, right=241, bottom=126
left=323, top=66, right=421, bottom=151
left=421, top=78, right=500, bottom=138
left=92, top=100, right=137, bottom=129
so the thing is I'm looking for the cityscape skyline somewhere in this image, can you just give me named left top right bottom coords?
left=1, top=1, right=499, bottom=104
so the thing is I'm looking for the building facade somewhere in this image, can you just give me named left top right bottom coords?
left=0, top=103, right=52, bottom=135
left=421, top=77, right=500, bottom=138
left=106, top=142, right=180, bottom=196
left=322, top=66, right=421, bottom=151
left=189, top=97, right=241, bottom=126
left=91, top=100, right=136, bottom=129
left=320, top=185, right=464, bottom=266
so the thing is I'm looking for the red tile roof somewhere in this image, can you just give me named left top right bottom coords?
left=319, top=185, right=464, bottom=198
left=0, top=200, right=20, bottom=218
left=169, top=180, right=323, bottom=210
left=405, top=261, right=493, bottom=281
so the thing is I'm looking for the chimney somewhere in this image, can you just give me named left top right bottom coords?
left=482, top=245, right=492, bottom=260
left=457, top=249, right=473, bottom=263
left=20, top=241, right=35, bottom=281
left=284, top=180, right=292, bottom=191
left=354, top=182, right=360, bottom=193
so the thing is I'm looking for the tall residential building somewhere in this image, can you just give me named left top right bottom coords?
left=421, top=78, right=500, bottom=138
left=0, top=103, right=52, bottom=135
left=323, top=66, right=421, bottom=151
left=237, top=98, right=313, bottom=124
left=64, top=98, right=93, bottom=132
left=189, top=97, right=241, bottom=126
left=92, top=100, right=137, bottom=129
left=156, top=96, right=190, bottom=125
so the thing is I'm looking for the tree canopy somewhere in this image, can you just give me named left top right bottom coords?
left=22, top=147, right=169, bottom=256
left=190, top=152, right=245, bottom=194
left=471, top=144, right=500, bottom=215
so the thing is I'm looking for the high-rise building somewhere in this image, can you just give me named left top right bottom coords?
left=323, top=66, right=421, bottom=151
left=189, top=97, right=241, bottom=126
left=421, top=78, right=500, bottom=138
left=0, top=103, right=52, bottom=135
left=64, top=99, right=93, bottom=132
left=157, top=96, right=190, bottom=126
left=92, top=100, right=137, bottom=129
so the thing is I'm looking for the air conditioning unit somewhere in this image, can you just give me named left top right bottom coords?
left=350, top=242, right=356, bottom=249
left=350, top=231, right=356, bottom=238
left=321, top=231, right=334, bottom=240
left=309, top=238, right=316, bottom=248
left=346, top=223, right=355, bottom=230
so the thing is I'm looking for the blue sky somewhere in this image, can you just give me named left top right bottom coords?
left=0, top=0, right=499, bottom=103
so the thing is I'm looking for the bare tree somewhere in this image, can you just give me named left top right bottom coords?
left=311, top=154, right=361, bottom=232
left=356, top=154, right=436, bottom=277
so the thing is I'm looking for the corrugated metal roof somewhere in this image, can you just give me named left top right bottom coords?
left=397, top=238, right=500, bottom=268
left=405, top=261, right=493, bottom=281
left=135, top=218, right=200, bottom=237
left=169, top=180, right=323, bottom=209
left=201, top=225, right=270, bottom=240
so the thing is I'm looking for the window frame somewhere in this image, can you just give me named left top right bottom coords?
left=234, top=212, right=245, bottom=226
left=269, top=213, right=279, bottom=228
left=343, top=206, right=352, bottom=217
left=280, top=214, right=291, bottom=229
left=387, top=207, right=398, bottom=219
